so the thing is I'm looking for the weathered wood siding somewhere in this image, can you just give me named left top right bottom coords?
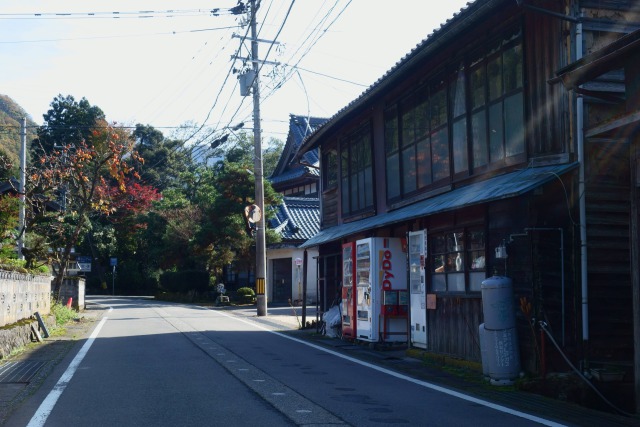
left=524, top=1, right=568, bottom=157
left=585, top=140, right=633, bottom=362
left=321, top=188, right=339, bottom=228
left=427, top=297, right=483, bottom=361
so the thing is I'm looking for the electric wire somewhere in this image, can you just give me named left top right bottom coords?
left=200, top=0, right=295, bottom=151
left=0, top=26, right=240, bottom=44
left=6, top=1, right=352, bottom=191
left=141, top=16, right=254, bottom=172
left=0, top=7, right=242, bottom=19
left=260, top=1, right=353, bottom=107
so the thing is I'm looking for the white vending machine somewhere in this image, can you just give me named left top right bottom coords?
left=408, top=230, right=427, bottom=349
left=355, top=237, right=408, bottom=343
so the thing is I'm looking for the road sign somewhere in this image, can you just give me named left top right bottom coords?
left=110, top=257, right=118, bottom=266
left=77, top=256, right=92, bottom=272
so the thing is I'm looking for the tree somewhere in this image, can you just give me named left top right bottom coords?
left=0, top=148, right=15, bottom=181
left=149, top=188, right=204, bottom=270
left=196, top=132, right=282, bottom=280
left=32, top=94, right=105, bottom=156
left=133, top=124, right=189, bottom=191
left=0, top=194, right=19, bottom=259
left=263, top=137, right=284, bottom=178
left=27, top=118, right=143, bottom=297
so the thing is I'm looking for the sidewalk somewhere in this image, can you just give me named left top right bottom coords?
left=219, top=303, right=640, bottom=427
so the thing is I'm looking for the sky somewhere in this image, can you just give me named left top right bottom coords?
left=0, top=0, right=471, bottom=148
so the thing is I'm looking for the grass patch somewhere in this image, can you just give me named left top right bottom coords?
left=51, top=303, right=78, bottom=327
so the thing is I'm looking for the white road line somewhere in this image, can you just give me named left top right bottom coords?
left=26, top=310, right=111, bottom=427
left=215, top=310, right=567, bottom=427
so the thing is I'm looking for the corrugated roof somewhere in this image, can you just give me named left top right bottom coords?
left=301, top=163, right=578, bottom=248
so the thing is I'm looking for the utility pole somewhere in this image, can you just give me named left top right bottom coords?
left=250, top=0, right=267, bottom=317
left=18, top=117, right=26, bottom=259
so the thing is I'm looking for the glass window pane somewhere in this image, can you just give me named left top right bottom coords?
left=449, top=231, right=464, bottom=251
left=417, top=138, right=432, bottom=188
left=363, top=135, right=372, bottom=167
left=453, top=118, right=468, bottom=173
left=341, top=176, right=349, bottom=214
left=448, top=273, right=465, bottom=292
left=431, top=274, right=446, bottom=292
left=489, top=102, right=504, bottom=162
left=430, top=87, right=447, bottom=129
left=468, top=229, right=485, bottom=250
left=416, top=98, right=429, bottom=140
left=433, top=254, right=446, bottom=273
left=384, top=109, right=398, bottom=154
left=432, top=235, right=446, bottom=254
left=451, top=64, right=466, bottom=118
left=487, top=56, right=502, bottom=101
left=503, top=44, right=523, bottom=92
left=431, top=128, right=449, bottom=182
left=351, top=142, right=360, bottom=172
left=471, top=111, right=487, bottom=168
left=471, top=66, right=486, bottom=109
left=353, top=172, right=362, bottom=211
left=364, top=166, right=373, bottom=207
left=470, top=251, right=486, bottom=270
left=402, top=145, right=417, bottom=194
left=505, top=92, right=525, bottom=157
left=386, top=153, right=400, bottom=200
left=469, top=272, right=485, bottom=292
left=402, top=107, right=415, bottom=144
left=446, top=253, right=464, bottom=272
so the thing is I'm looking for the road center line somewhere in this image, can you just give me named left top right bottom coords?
left=215, top=310, right=567, bottom=427
left=26, top=310, right=111, bottom=427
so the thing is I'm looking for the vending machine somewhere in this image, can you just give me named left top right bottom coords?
left=408, top=230, right=428, bottom=349
left=341, top=242, right=357, bottom=340
left=355, top=237, right=408, bottom=343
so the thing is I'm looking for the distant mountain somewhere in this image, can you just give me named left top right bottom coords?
left=0, top=95, right=38, bottom=169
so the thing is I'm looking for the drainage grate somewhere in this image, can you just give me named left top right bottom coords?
left=0, top=361, right=47, bottom=383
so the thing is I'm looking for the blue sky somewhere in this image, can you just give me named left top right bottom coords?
left=0, top=0, right=471, bottom=144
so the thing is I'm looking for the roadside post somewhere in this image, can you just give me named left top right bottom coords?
left=110, top=257, right=118, bottom=296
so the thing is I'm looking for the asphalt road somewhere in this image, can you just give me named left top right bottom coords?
left=5, top=297, right=566, bottom=426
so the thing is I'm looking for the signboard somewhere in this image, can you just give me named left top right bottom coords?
left=110, top=257, right=118, bottom=266
left=77, top=256, right=92, bottom=272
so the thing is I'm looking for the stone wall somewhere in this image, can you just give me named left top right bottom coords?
left=0, top=271, right=52, bottom=327
left=0, top=315, right=56, bottom=359
left=59, top=277, right=85, bottom=311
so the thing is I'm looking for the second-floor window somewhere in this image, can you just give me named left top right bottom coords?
left=470, top=27, right=524, bottom=170
left=340, top=123, right=374, bottom=216
left=322, top=149, right=338, bottom=191
left=384, top=25, right=524, bottom=203
left=385, top=77, right=450, bottom=201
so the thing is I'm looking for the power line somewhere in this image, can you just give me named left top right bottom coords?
left=0, top=26, right=240, bottom=44
left=0, top=7, right=245, bottom=20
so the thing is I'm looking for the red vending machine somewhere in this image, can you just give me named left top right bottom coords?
left=341, top=242, right=357, bottom=339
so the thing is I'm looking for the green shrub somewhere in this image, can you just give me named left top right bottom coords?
left=235, top=287, right=256, bottom=304
left=0, top=258, right=49, bottom=275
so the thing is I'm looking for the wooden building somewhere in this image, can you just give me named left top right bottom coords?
left=296, top=0, right=640, bottom=413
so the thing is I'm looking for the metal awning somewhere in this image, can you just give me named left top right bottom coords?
left=301, top=162, right=578, bottom=248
